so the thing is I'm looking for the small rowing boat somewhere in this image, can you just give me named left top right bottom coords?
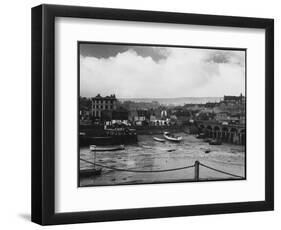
left=163, top=132, right=182, bottom=142
left=90, top=145, right=125, bottom=151
left=196, top=133, right=206, bottom=139
left=79, top=168, right=102, bottom=177
left=153, top=137, right=165, bottom=142
left=204, top=149, right=211, bottom=153
left=203, top=138, right=212, bottom=143
left=209, top=139, right=222, bottom=145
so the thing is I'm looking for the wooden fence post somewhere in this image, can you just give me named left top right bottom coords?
left=194, top=161, right=200, bottom=181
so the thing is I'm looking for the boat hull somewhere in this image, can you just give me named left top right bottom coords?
left=153, top=137, right=165, bottom=142
left=90, top=145, right=125, bottom=151
left=80, top=134, right=137, bottom=146
left=209, top=140, right=222, bottom=145
left=196, top=133, right=206, bottom=139
left=163, top=132, right=182, bottom=142
left=79, top=168, right=102, bottom=177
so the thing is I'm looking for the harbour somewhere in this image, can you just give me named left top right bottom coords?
left=79, top=133, right=245, bottom=186
left=78, top=45, right=246, bottom=187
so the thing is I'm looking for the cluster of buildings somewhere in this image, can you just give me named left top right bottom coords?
left=195, top=94, right=246, bottom=125
left=80, top=93, right=246, bottom=127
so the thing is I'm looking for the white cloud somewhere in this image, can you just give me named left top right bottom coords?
left=80, top=48, right=245, bottom=98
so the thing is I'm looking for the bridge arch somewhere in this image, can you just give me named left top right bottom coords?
left=213, top=126, right=221, bottom=139
left=229, top=127, right=238, bottom=144
left=239, top=129, right=246, bottom=145
left=199, top=124, right=205, bottom=132
left=206, top=126, right=213, bottom=137
left=222, top=127, right=229, bottom=141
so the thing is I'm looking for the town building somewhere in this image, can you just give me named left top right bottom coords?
left=137, top=109, right=150, bottom=121
left=215, top=112, right=229, bottom=121
left=222, top=93, right=245, bottom=105
left=91, top=94, right=117, bottom=118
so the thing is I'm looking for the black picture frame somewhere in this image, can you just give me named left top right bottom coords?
left=31, top=4, right=274, bottom=225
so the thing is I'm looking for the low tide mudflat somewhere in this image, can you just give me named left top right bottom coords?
left=79, top=133, right=245, bottom=186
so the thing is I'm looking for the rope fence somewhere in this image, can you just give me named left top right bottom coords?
left=80, top=158, right=194, bottom=173
left=199, top=162, right=244, bottom=179
left=80, top=158, right=244, bottom=180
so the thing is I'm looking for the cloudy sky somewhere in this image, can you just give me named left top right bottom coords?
left=79, top=43, right=245, bottom=98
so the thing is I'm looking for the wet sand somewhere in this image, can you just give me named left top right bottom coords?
left=79, top=133, right=245, bottom=186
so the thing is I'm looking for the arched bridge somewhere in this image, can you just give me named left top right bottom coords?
left=196, top=120, right=246, bottom=145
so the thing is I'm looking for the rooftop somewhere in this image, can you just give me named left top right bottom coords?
left=92, top=94, right=117, bottom=100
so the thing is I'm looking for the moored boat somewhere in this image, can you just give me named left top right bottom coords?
left=80, top=134, right=137, bottom=146
left=196, top=133, right=206, bottom=139
left=204, top=149, right=211, bottom=153
left=90, top=144, right=125, bottom=151
left=163, top=132, right=182, bottom=142
left=209, top=139, right=222, bottom=145
left=79, top=168, right=102, bottom=177
left=203, top=138, right=212, bottom=143
left=153, top=137, right=165, bottom=142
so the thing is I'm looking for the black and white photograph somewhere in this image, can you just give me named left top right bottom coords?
left=78, top=42, right=246, bottom=187
left=29, top=3, right=274, bottom=226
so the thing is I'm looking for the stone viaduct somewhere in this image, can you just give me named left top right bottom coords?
left=196, top=120, right=246, bottom=145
